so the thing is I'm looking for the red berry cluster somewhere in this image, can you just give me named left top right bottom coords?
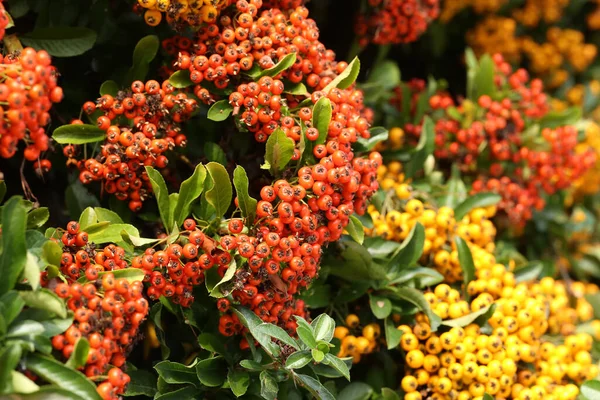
left=132, top=219, right=220, bottom=307
left=0, top=0, right=9, bottom=41
left=44, top=222, right=148, bottom=400
left=66, top=80, right=197, bottom=211
left=393, top=54, right=595, bottom=226
left=355, top=0, right=440, bottom=46
left=0, top=47, right=63, bottom=169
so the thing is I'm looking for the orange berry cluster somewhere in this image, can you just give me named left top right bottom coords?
left=395, top=54, right=595, bottom=226
left=67, top=80, right=197, bottom=211
left=0, top=47, right=63, bottom=169
left=158, top=1, right=382, bottom=335
left=355, top=0, right=440, bottom=46
left=43, top=222, right=148, bottom=400
left=0, top=0, right=9, bottom=40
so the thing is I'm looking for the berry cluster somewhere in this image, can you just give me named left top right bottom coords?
left=366, top=158, right=600, bottom=399
left=392, top=54, right=595, bottom=226
left=156, top=1, right=382, bottom=334
left=354, top=0, right=440, bottom=46
left=44, top=222, right=148, bottom=400
left=334, top=314, right=380, bottom=364
left=67, top=80, right=197, bottom=211
left=137, top=0, right=233, bottom=27
left=0, top=47, right=63, bottom=168
left=0, top=0, right=9, bottom=40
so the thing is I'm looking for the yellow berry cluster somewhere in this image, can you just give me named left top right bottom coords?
left=440, top=0, right=507, bottom=22
left=466, top=17, right=521, bottom=63
left=512, top=0, right=568, bottom=27
left=137, top=0, right=227, bottom=27
left=399, top=277, right=599, bottom=400
left=370, top=162, right=497, bottom=283
left=375, top=127, right=405, bottom=152
left=334, top=314, right=380, bottom=364
left=520, top=28, right=597, bottom=87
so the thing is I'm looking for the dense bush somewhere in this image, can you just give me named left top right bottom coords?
left=2, top=0, right=600, bottom=399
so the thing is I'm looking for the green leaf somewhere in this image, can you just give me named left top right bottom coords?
left=322, top=354, right=350, bottom=381
left=0, top=291, right=25, bottom=326
left=23, top=354, right=102, bottom=400
left=327, top=240, right=386, bottom=281
left=455, top=236, right=475, bottom=299
left=145, top=166, right=172, bottom=232
left=127, top=35, right=159, bottom=83
left=20, top=27, right=96, bottom=57
left=27, top=208, right=49, bottom=229
left=0, top=197, right=28, bottom=296
left=21, top=252, right=41, bottom=290
left=514, top=261, right=544, bottom=283
left=311, top=348, right=324, bottom=362
left=284, top=82, right=309, bottom=95
left=94, top=207, right=124, bottom=224
left=474, top=54, right=496, bottom=99
left=388, top=267, right=444, bottom=287
left=258, top=52, right=296, bottom=78
left=323, top=57, right=360, bottom=91
left=387, top=222, right=425, bottom=273
left=311, top=314, right=335, bottom=342
left=538, top=107, right=582, bottom=129
left=65, top=182, right=100, bottom=219
left=208, top=260, right=237, bottom=298
left=65, top=338, right=89, bottom=369
left=38, top=314, right=73, bottom=338
left=4, top=385, right=83, bottom=399
left=313, top=96, right=332, bottom=145
left=260, top=371, right=278, bottom=400
left=0, top=345, right=22, bottom=394
left=11, top=370, right=40, bottom=394
left=19, top=289, right=67, bottom=319
left=389, top=287, right=441, bottom=331
left=404, top=116, right=435, bottom=178
left=204, top=142, right=227, bottom=165
left=87, top=223, right=140, bottom=244
left=78, top=207, right=97, bottom=230
left=155, top=386, right=202, bottom=400
left=255, top=323, right=299, bottom=349
left=454, top=193, right=501, bottom=221
left=173, top=164, right=207, bottom=227
left=195, top=356, right=226, bottom=387
left=295, top=373, right=335, bottom=400
left=440, top=164, right=467, bottom=208
left=7, top=319, right=44, bottom=337
left=264, top=128, right=295, bottom=174
left=384, top=317, right=402, bottom=350
left=295, top=316, right=317, bottom=348
left=0, top=181, right=6, bottom=203
left=366, top=60, right=400, bottom=90
left=99, top=80, right=119, bottom=96
left=154, top=360, right=200, bottom=387
left=345, top=215, right=365, bottom=244
left=233, top=305, right=280, bottom=357
left=441, top=304, right=495, bottom=328
left=380, top=388, right=401, bottom=400
left=124, top=369, right=157, bottom=397
left=228, top=369, right=250, bottom=397
left=354, top=126, right=388, bottom=153
left=197, top=332, right=226, bottom=355
left=98, top=268, right=144, bottom=284
left=285, top=350, right=312, bottom=369
left=42, top=240, right=61, bottom=268
left=52, top=124, right=106, bottom=145
left=207, top=100, right=233, bottom=122
left=204, top=162, right=233, bottom=219
left=369, top=295, right=392, bottom=319
left=337, top=381, right=373, bottom=400
left=168, top=70, right=194, bottom=88
left=581, top=380, right=600, bottom=400
left=233, top=165, right=258, bottom=223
